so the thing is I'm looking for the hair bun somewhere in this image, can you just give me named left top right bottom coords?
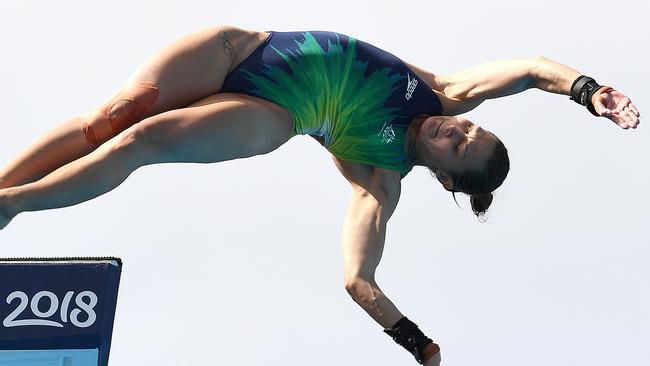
left=470, top=192, right=494, bottom=217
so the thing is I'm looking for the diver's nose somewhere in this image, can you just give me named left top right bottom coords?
left=445, top=125, right=461, bottom=137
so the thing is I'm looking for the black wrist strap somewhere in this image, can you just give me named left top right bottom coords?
left=586, top=85, right=607, bottom=116
left=569, top=75, right=605, bottom=116
left=570, top=75, right=593, bottom=104
left=384, top=317, right=434, bottom=364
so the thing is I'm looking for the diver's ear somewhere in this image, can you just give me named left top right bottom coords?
left=435, top=171, right=455, bottom=191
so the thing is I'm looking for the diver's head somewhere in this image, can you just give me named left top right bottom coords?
left=414, top=115, right=510, bottom=218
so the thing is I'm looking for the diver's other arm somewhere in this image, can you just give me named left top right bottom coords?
left=531, top=56, right=640, bottom=128
left=342, top=183, right=440, bottom=365
left=333, top=157, right=403, bottom=328
left=432, top=57, right=536, bottom=115
left=341, top=180, right=402, bottom=328
left=434, top=56, right=640, bottom=128
left=333, top=157, right=440, bottom=365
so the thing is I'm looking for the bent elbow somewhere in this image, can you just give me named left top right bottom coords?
left=344, top=276, right=374, bottom=298
left=344, top=280, right=359, bottom=296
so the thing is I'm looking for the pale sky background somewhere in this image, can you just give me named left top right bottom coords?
left=0, top=0, right=648, bottom=365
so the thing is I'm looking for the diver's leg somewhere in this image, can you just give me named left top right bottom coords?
left=0, top=93, right=294, bottom=229
left=0, top=24, right=262, bottom=189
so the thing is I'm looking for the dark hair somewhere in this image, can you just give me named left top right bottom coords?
left=440, top=138, right=510, bottom=219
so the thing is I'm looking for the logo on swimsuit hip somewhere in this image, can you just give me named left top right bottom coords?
left=379, top=121, right=396, bottom=143
left=405, top=73, right=418, bottom=100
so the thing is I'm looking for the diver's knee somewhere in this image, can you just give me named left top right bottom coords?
left=118, top=116, right=176, bottom=158
left=80, top=81, right=160, bottom=145
left=99, top=122, right=158, bottom=170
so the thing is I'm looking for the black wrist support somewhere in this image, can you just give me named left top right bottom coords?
left=384, top=317, right=436, bottom=364
left=570, top=75, right=606, bottom=116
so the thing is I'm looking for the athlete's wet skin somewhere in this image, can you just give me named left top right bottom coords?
left=0, top=25, right=640, bottom=366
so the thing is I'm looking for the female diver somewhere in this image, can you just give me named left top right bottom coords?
left=0, top=25, right=641, bottom=365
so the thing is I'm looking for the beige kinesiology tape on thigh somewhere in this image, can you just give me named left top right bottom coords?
left=81, top=81, right=160, bottom=145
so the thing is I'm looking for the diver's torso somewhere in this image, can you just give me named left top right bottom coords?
left=220, top=30, right=442, bottom=176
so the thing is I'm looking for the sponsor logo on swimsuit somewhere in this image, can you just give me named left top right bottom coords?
left=405, top=73, right=418, bottom=100
left=379, top=121, right=396, bottom=143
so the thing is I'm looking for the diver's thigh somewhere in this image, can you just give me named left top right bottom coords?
left=83, top=25, right=266, bottom=145
left=117, top=25, right=262, bottom=116
left=132, top=93, right=295, bottom=165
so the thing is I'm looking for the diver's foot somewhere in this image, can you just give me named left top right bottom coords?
left=0, top=189, right=17, bottom=230
left=0, top=211, right=11, bottom=230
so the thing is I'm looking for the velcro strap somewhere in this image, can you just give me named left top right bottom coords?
left=570, top=75, right=595, bottom=105
left=586, top=85, right=610, bottom=116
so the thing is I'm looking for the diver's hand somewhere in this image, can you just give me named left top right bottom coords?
left=592, top=87, right=641, bottom=129
left=423, top=351, right=441, bottom=366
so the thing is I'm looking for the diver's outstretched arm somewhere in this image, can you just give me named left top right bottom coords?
left=433, top=56, right=641, bottom=129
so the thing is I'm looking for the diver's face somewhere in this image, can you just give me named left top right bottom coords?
left=419, top=116, right=498, bottom=176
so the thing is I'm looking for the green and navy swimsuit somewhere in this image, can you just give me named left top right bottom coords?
left=219, top=30, right=443, bottom=177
